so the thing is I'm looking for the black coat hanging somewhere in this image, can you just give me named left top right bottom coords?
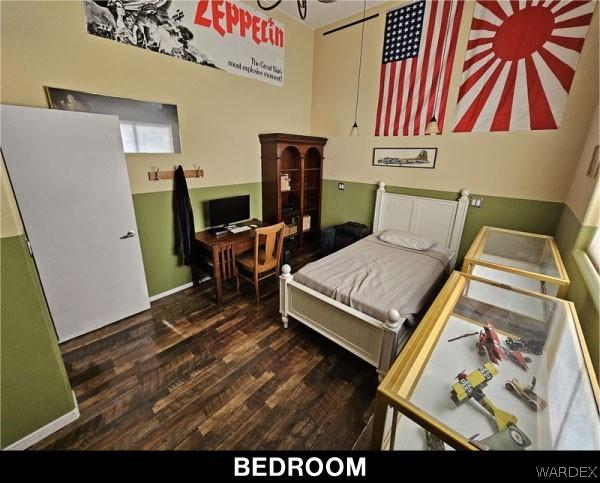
left=173, top=165, right=196, bottom=266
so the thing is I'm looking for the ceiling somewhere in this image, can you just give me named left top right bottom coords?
left=274, top=0, right=387, bottom=29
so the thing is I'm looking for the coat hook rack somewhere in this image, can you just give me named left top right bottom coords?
left=147, top=166, right=205, bottom=181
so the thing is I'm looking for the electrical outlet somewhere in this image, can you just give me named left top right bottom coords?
left=470, top=197, right=484, bottom=208
left=338, top=182, right=345, bottom=191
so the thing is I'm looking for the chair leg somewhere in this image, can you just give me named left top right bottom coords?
left=254, top=273, right=260, bottom=303
left=236, top=275, right=240, bottom=292
left=191, top=263, right=201, bottom=287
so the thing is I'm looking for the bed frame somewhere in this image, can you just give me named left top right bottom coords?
left=280, top=182, right=470, bottom=378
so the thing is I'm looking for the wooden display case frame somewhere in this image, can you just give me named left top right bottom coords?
left=462, top=226, right=570, bottom=298
left=370, top=271, right=600, bottom=451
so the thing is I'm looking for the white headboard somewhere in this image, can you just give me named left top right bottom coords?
left=372, top=182, right=470, bottom=265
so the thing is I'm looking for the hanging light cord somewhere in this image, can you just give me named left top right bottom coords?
left=432, top=3, right=454, bottom=118
left=257, top=0, right=282, bottom=11
left=354, top=0, right=367, bottom=124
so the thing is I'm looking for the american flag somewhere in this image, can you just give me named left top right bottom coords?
left=453, top=0, right=596, bottom=132
left=375, top=0, right=464, bottom=136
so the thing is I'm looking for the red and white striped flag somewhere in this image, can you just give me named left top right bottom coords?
left=375, top=0, right=464, bottom=136
left=454, top=0, right=596, bottom=132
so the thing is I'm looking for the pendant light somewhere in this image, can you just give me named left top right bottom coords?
left=425, top=116, right=440, bottom=135
left=425, top=4, right=454, bottom=136
left=350, top=0, right=368, bottom=137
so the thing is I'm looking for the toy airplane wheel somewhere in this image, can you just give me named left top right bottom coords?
left=505, top=382, right=515, bottom=392
left=508, top=426, right=529, bottom=448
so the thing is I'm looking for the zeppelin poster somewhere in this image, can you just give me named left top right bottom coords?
left=82, top=0, right=285, bottom=86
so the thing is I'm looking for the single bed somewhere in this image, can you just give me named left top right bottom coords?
left=279, top=182, right=470, bottom=379
left=294, top=235, right=452, bottom=323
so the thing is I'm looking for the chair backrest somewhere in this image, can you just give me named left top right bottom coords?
left=216, top=243, right=237, bottom=281
left=254, top=222, right=285, bottom=273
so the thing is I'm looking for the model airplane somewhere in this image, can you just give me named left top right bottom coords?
left=506, top=350, right=531, bottom=371
left=425, top=430, right=446, bottom=451
left=477, top=323, right=505, bottom=365
left=451, top=363, right=518, bottom=432
left=472, top=425, right=532, bottom=450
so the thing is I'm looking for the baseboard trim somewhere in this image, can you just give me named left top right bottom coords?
left=148, top=277, right=211, bottom=302
left=4, top=392, right=79, bottom=450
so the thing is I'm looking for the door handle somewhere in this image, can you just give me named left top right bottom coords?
left=120, top=230, right=136, bottom=239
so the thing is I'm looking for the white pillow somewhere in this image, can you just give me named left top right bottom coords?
left=379, top=230, right=438, bottom=251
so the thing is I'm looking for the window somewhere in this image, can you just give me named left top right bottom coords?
left=586, top=229, right=600, bottom=274
left=119, top=121, right=174, bottom=154
left=46, top=87, right=182, bottom=154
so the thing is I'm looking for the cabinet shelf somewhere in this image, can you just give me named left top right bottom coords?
left=259, top=133, right=327, bottom=249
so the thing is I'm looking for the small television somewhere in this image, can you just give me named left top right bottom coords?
left=208, top=195, right=250, bottom=228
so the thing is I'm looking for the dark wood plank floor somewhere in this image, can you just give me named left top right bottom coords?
left=33, top=252, right=377, bottom=450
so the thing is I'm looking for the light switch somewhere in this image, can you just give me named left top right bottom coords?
left=470, top=197, right=484, bottom=208
left=338, top=182, right=345, bottom=191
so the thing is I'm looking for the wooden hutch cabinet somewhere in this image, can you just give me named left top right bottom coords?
left=258, top=133, right=327, bottom=246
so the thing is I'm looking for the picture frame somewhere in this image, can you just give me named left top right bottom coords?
left=372, top=147, right=437, bottom=169
left=586, top=145, right=599, bottom=179
left=45, top=86, right=182, bottom=154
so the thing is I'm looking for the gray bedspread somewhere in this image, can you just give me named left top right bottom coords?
left=294, top=234, right=450, bottom=322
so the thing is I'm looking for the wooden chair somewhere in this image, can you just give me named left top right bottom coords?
left=215, top=242, right=240, bottom=294
left=194, top=242, right=240, bottom=302
left=236, top=222, right=285, bottom=303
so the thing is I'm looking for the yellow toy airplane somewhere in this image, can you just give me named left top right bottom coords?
left=451, top=363, right=518, bottom=431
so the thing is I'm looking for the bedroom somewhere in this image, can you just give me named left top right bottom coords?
left=1, top=0, right=599, bottom=464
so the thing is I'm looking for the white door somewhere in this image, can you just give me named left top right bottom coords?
left=1, top=105, right=150, bottom=342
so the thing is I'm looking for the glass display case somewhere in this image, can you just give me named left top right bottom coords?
left=462, top=226, right=570, bottom=297
left=371, top=272, right=599, bottom=451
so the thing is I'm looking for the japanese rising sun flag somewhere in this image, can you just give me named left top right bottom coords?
left=454, top=0, right=596, bottom=132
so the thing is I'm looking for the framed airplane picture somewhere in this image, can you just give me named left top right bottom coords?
left=372, top=147, right=437, bottom=169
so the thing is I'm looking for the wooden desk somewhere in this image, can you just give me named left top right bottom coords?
left=196, top=220, right=268, bottom=305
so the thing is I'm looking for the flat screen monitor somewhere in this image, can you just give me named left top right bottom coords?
left=208, top=195, right=250, bottom=227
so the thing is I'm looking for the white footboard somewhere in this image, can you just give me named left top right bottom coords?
left=280, top=265, right=409, bottom=378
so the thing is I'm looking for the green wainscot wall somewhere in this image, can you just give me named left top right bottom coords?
left=555, top=205, right=599, bottom=376
left=321, top=179, right=564, bottom=264
left=133, top=182, right=262, bottom=297
left=1, top=235, right=75, bottom=448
